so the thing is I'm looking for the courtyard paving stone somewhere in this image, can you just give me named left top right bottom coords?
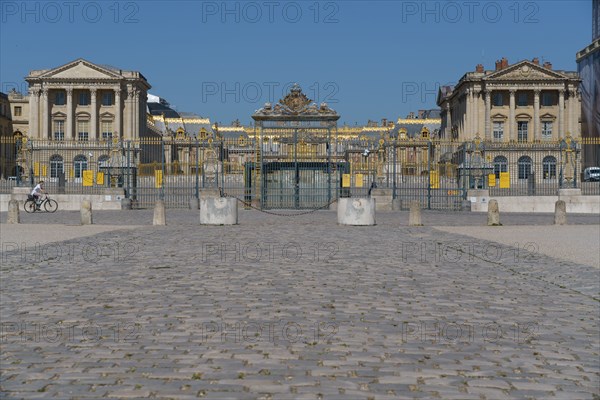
left=1, top=209, right=598, bottom=398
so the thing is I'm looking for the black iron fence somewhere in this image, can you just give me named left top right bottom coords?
left=1, top=136, right=598, bottom=209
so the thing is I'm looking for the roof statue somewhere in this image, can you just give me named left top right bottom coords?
left=253, top=83, right=338, bottom=118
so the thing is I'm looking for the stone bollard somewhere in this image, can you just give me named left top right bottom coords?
left=200, top=196, right=238, bottom=225
left=8, top=200, right=20, bottom=224
left=391, top=198, right=402, bottom=211
left=337, top=197, right=376, bottom=226
left=554, top=200, right=567, bottom=225
left=487, top=199, right=501, bottom=226
left=408, top=201, right=422, bottom=226
left=153, top=200, right=166, bottom=226
left=80, top=200, right=93, bottom=225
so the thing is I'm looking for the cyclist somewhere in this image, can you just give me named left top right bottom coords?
left=30, top=180, right=46, bottom=210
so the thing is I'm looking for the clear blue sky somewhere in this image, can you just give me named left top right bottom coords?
left=0, top=0, right=592, bottom=125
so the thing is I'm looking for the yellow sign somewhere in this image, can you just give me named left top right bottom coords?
left=34, top=162, right=40, bottom=176
left=96, top=172, right=105, bottom=185
left=42, top=165, right=47, bottom=177
left=355, top=173, right=364, bottom=188
left=429, top=171, right=439, bottom=189
left=499, top=172, right=510, bottom=188
left=488, top=173, right=496, bottom=187
left=155, top=170, right=163, bottom=188
left=82, top=170, right=94, bottom=186
left=342, top=174, right=351, bottom=188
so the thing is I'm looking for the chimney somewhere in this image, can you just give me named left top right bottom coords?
left=476, top=64, right=484, bottom=73
left=543, top=61, right=552, bottom=70
left=532, top=57, right=539, bottom=65
left=501, top=57, right=509, bottom=69
left=418, top=110, right=425, bottom=119
left=495, top=60, right=502, bottom=71
left=408, top=111, right=415, bottom=119
left=381, top=118, right=387, bottom=127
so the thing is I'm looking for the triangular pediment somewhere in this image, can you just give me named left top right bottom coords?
left=485, top=60, right=568, bottom=81
left=540, top=113, right=556, bottom=120
left=39, top=59, right=122, bottom=80
left=100, top=112, right=115, bottom=119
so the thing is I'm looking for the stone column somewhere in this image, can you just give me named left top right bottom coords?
left=484, top=90, right=491, bottom=140
left=133, top=88, right=139, bottom=139
left=114, top=88, right=121, bottom=139
left=41, top=88, right=49, bottom=139
left=467, top=88, right=473, bottom=136
left=446, top=102, right=452, bottom=139
left=29, top=87, right=39, bottom=138
left=567, top=89, right=575, bottom=135
left=558, top=89, right=565, bottom=138
left=509, top=89, right=515, bottom=141
left=127, top=85, right=134, bottom=140
left=473, top=90, right=480, bottom=136
left=66, top=87, right=73, bottom=140
left=90, top=88, right=97, bottom=140
left=533, top=89, right=540, bottom=141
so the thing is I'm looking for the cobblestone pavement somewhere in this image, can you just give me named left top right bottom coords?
left=1, top=210, right=599, bottom=399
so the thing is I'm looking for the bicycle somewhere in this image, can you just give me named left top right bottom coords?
left=24, top=194, right=58, bottom=213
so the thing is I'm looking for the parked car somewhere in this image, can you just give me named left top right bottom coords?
left=583, top=167, right=600, bottom=182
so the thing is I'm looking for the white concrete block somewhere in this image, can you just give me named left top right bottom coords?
left=337, top=197, right=376, bottom=226
left=200, top=196, right=238, bottom=225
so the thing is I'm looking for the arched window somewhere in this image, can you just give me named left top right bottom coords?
left=543, top=156, right=557, bottom=179
left=493, top=156, right=508, bottom=178
left=73, top=155, right=88, bottom=178
left=50, top=154, right=64, bottom=178
left=518, top=156, right=532, bottom=180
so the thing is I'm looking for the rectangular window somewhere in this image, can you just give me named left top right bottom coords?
left=101, top=121, right=112, bottom=139
left=102, top=92, right=113, bottom=106
left=14, top=106, right=22, bottom=116
left=53, top=120, right=64, bottom=140
left=517, top=92, right=528, bottom=106
left=517, top=121, right=528, bottom=142
left=78, top=120, right=89, bottom=141
left=492, top=92, right=504, bottom=107
left=541, top=122, right=553, bottom=140
left=79, top=92, right=90, bottom=106
left=541, top=92, right=555, bottom=106
left=492, top=121, right=504, bottom=140
left=55, top=91, right=65, bottom=105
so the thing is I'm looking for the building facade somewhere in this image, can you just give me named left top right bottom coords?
left=437, top=58, right=583, bottom=187
left=576, top=2, right=600, bottom=169
left=5, top=59, right=152, bottom=185
left=437, top=58, right=581, bottom=143
left=0, top=92, right=14, bottom=179
left=25, top=59, right=150, bottom=141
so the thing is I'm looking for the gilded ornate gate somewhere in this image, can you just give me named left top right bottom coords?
left=251, top=84, right=340, bottom=209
